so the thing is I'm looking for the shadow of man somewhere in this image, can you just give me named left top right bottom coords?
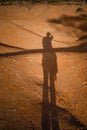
left=42, top=32, right=60, bottom=130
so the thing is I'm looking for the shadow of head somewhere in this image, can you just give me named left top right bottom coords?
left=46, top=32, right=54, bottom=39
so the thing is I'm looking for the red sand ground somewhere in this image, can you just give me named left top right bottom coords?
left=0, top=3, right=87, bottom=130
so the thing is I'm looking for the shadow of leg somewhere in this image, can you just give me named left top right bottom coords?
left=50, top=73, right=60, bottom=130
left=42, top=70, right=50, bottom=130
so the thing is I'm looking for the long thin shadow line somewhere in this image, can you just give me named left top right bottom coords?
left=10, top=22, right=43, bottom=38
left=0, top=21, right=76, bottom=45
left=0, top=46, right=87, bottom=58
left=8, top=22, right=75, bottom=45
left=0, top=42, right=26, bottom=50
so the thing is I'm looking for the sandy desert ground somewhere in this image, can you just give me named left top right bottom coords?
left=0, top=3, right=87, bottom=130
